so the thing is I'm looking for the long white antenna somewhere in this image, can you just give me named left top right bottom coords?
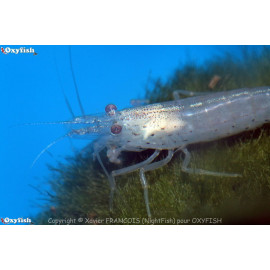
left=53, top=54, right=75, bottom=118
left=69, top=46, right=85, bottom=116
left=31, top=133, right=71, bottom=168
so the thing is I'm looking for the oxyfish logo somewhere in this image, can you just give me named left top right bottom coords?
left=1, top=46, right=37, bottom=55
left=1, top=218, right=7, bottom=223
left=1, top=47, right=6, bottom=54
left=1, top=217, right=33, bottom=224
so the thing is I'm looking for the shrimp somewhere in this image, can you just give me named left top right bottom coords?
left=47, top=86, right=269, bottom=218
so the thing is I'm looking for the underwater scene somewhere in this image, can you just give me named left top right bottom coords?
left=1, top=45, right=270, bottom=225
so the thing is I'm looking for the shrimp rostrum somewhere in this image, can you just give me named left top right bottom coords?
left=43, top=87, right=270, bottom=217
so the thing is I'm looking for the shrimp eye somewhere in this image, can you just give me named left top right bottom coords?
left=111, top=124, right=122, bottom=135
left=105, top=104, right=117, bottom=116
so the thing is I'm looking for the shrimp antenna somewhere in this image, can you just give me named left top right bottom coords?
left=53, top=54, right=75, bottom=118
left=31, top=132, right=71, bottom=168
left=10, top=120, right=77, bottom=128
left=69, top=46, right=85, bottom=116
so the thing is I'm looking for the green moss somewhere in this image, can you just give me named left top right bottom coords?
left=34, top=47, right=270, bottom=225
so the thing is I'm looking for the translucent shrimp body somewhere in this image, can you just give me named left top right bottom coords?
left=95, top=87, right=270, bottom=157
left=75, top=86, right=269, bottom=217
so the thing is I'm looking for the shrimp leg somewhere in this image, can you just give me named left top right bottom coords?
left=139, top=150, right=174, bottom=217
left=94, top=147, right=116, bottom=210
left=173, top=89, right=210, bottom=100
left=111, top=150, right=160, bottom=177
left=112, top=150, right=174, bottom=217
left=180, top=148, right=241, bottom=177
left=93, top=140, right=119, bottom=210
left=130, top=99, right=150, bottom=107
left=109, top=150, right=160, bottom=211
